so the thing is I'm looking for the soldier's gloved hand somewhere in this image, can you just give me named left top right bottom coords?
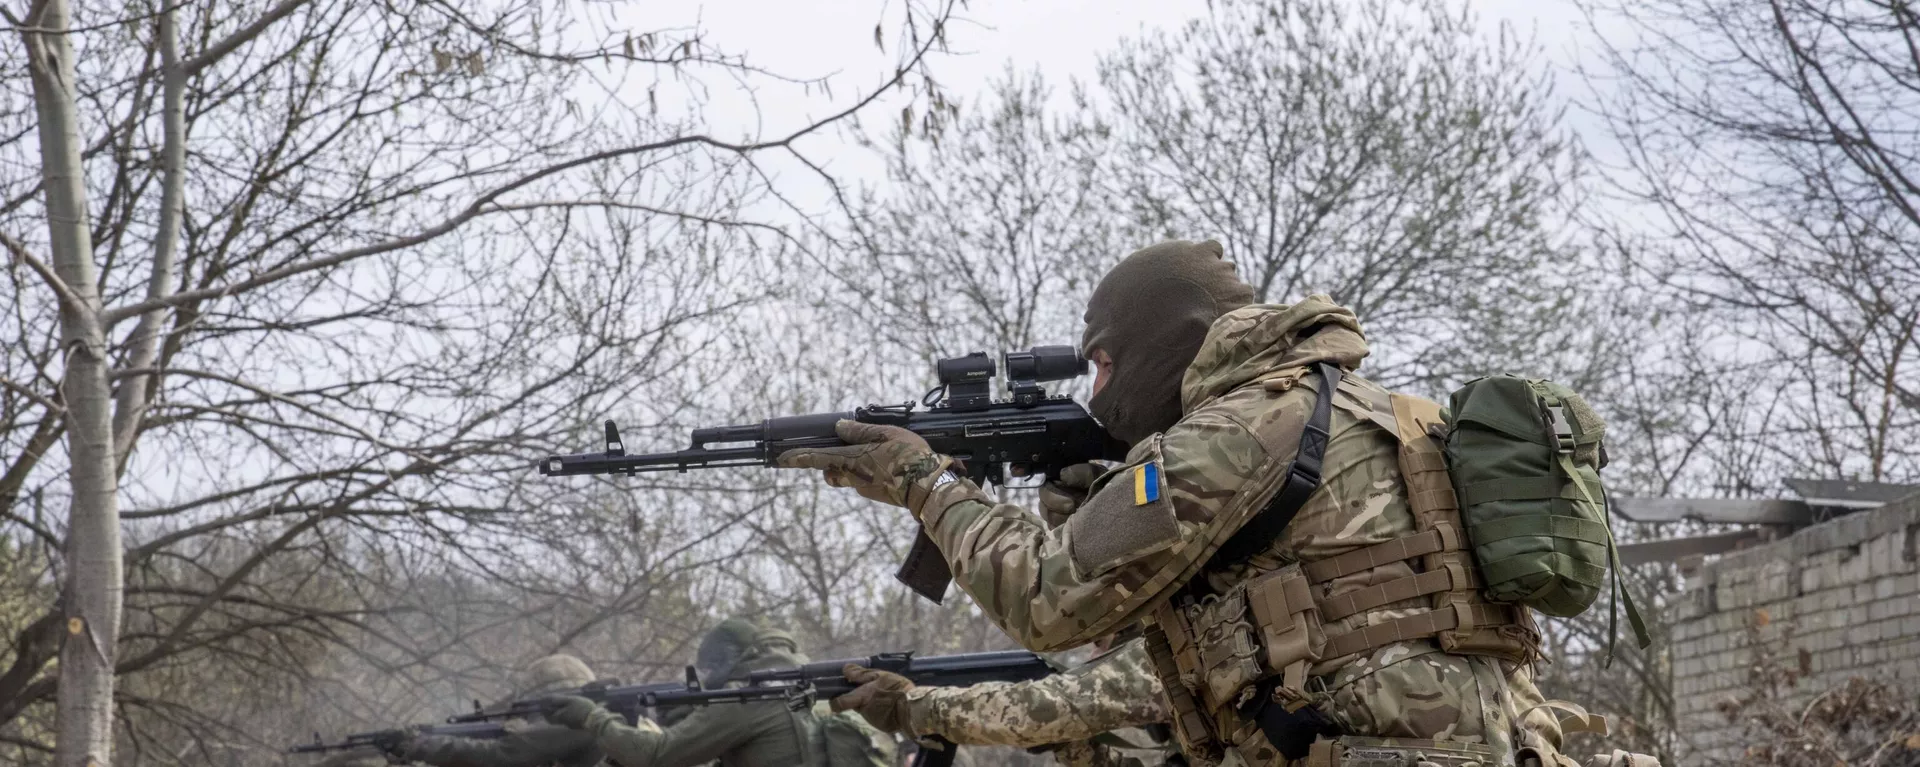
left=540, top=695, right=603, bottom=730
left=831, top=663, right=915, bottom=734
left=363, top=729, right=413, bottom=759
left=1038, top=462, right=1108, bottom=527
left=778, top=421, right=952, bottom=511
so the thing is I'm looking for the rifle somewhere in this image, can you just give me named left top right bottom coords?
left=468, top=650, right=1055, bottom=767
left=740, top=648, right=1055, bottom=697
left=445, top=680, right=687, bottom=724
left=540, top=345, right=1128, bottom=602
left=288, top=720, right=513, bottom=754
left=469, top=649, right=1054, bottom=721
left=292, top=678, right=651, bottom=755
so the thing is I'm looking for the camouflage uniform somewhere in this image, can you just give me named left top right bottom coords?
left=903, top=639, right=1170, bottom=767
left=899, top=297, right=1559, bottom=765
left=403, top=654, right=634, bottom=767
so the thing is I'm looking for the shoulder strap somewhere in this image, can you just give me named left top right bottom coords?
left=1206, top=362, right=1342, bottom=571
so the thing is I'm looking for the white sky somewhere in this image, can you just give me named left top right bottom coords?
left=594, top=0, right=1627, bottom=215
left=677, top=0, right=1596, bottom=103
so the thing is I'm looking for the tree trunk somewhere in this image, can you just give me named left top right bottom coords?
left=110, top=5, right=184, bottom=466
left=22, top=0, right=123, bottom=763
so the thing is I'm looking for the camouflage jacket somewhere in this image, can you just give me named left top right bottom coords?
left=912, top=297, right=1551, bottom=762
left=905, top=639, right=1170, bottom=765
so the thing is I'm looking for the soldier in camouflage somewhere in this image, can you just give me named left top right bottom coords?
left=832, top=461, right=1172, bottom=767
left=782, top=240, right=1588, bottom=766
left=833, top=637, right=1170, bottom=767
left=539, top=619, right=895, bottom=767
left=378, top=653, right=625, bottom=767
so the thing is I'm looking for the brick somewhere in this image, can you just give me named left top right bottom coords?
left=1876, top=574, right=1903, bottom=601
left=1870, top=532, right=1897, bottom=573
left=1839, top=549, right=1874, bottom=585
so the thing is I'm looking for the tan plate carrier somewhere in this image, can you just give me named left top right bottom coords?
left=1145, top=377, right=1539, bottom=765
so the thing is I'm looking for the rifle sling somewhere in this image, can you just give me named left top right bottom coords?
left=1204, top=362, right=1341, bottom=571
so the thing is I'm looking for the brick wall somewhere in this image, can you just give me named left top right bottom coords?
left=1670, top=494, right=1920, bottom=761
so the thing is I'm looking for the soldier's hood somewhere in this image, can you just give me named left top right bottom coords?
left=736, top=647, right=808, bottom=673
left=1180, top=295, right=1370, bottom=412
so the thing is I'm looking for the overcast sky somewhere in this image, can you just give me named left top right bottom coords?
left=672, top=0, right=1598, bottom=107
left=588, top=0, right=1628, bottom=213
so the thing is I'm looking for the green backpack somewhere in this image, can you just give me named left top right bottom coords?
left=1445, top=376, right=1649, bottom=650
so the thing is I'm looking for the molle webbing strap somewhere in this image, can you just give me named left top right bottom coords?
left=1321, top=603, right=1523, bottom=660
left=1144, top=607, right=1224, bottom=763
left=1317, top=565, right=1480, bottom=622
left=1206, top=363, right=1341, bottom=571
left=1301, top=528, right=1449, bottom=583
left=1305, top=385, right=1536, bottom=663
left=1387, top=392, right=1485, bottom=650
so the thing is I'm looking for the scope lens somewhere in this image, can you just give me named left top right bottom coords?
left=1004, top=345, right=1086, bottom=381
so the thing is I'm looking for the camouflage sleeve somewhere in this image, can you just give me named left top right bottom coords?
left=403, top=724, right=599, bottom=767
left=917, top=392, right=1308, bottom=651
left=905, top=640, right=1169, bottom=747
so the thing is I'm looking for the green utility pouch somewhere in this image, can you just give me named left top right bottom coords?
left=1445, top=377, right=1649, bottom=651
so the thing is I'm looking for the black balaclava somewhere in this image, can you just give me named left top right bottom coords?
left=1081, top=239, right=1255, bottom=446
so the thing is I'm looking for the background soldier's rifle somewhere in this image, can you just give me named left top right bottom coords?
left=540, top=345, right=1128, bottom=602
left=465, top=650, right=1056, bottom=767
left=468, top=649, right=1053, bottom=721
left=288, top=720, right=514, bottom=754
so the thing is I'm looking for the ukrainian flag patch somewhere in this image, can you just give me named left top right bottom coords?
left=1132, top=462, right=1161, bottom=505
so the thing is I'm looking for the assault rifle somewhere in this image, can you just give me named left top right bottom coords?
left=464, top=650, right=1055, bottom=767
left=540, top=345, right=1128, bottom=602
left=289, top=720, right=515, bottom=754
left=467, top=649, right=1054, bottom=722
left=444, top=680, right=687, bottom=724
left=292, top=678, right=651, bottom=755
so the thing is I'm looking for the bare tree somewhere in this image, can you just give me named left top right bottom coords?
left=831, top=71, right=1123, bottom=361
left=1094, top=0, right=1585, bottom=391
left=0, top=0, right=959, bottom=762
left=1579, top=0, right=1920, bottom=486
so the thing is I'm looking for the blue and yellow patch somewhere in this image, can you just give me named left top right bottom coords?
left=1132, top=462, right=1161, bottom=505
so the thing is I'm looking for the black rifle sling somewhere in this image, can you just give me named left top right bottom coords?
left=1205, top=362, right=1342, bottom=573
